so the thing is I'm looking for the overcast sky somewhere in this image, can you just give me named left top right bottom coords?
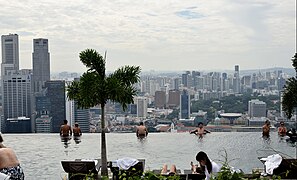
left=0, top=0, right=296, bottom=73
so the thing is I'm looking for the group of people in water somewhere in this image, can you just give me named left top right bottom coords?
left=60, top=120, right=82, bottom=146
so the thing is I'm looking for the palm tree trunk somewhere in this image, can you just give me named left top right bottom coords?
left=101, top=103, right=108, bottom=176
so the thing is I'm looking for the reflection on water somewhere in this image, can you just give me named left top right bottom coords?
left=2, top=132, right=296, bottom=179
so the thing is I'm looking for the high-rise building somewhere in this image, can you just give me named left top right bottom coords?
left=248, top=99, right=267, bottom=118
left=2, top=69, right=33, bottom=133
left=180, top=89, right=190, bottom=119
left=44, top=81, right=66, bottom=132
left=134, top=97, right=147, bottom=118
left=233, top=65, right=240, bottom=93
left=1, top=34, right=19, bottom=76
left=73, top=103, right=90, bottom=133
left=155, top=91, right=166, bottom=109
left=168, top=90, right=180, bottom=108
left=32, top=38, right=50, bottom=92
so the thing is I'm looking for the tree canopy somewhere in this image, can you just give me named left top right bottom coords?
left=282, top=53, right=297, bottom=119
left=67, top=49, right=141, bottom=176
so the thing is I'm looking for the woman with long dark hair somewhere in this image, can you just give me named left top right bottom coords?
left=196, top=151, right=221, bottom=180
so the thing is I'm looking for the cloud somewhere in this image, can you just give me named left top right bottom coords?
left=175, top=10, right=204, bottom=19
left=0, top=0, right=295, bottom=72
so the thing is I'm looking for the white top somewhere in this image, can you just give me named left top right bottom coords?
left=205, top=160, right=222, bottom=180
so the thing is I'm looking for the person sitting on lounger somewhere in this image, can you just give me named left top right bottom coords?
left=161, top=164, right=177, bottom=176
left=196, top=151, right=221, bottom=180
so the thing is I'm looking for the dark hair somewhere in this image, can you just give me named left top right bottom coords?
left=0, top=134, right=3, bottom=143
left=198, top=122, right=203, bottom=126
left=265, top=120, right=270, bottom=124
left=140, top=122, right=144, bottom=125
left=196, top=151, right=212, bottom=173
left=64, top=120, right=68, bottom=124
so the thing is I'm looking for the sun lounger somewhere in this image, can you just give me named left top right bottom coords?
left=108, top=159, right=145, bottom=180
left=61, top=159, right=101, bottom=180
left=184, top=169, right=206, bottom=180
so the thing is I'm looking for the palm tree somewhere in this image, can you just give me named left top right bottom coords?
left=67, top=49, right=141, bottom=176
left=282, top=53, right=297, bottom=119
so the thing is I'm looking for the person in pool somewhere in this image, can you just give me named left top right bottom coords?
left=278, top=121, right=287, bottom=137
left=136, top=122, right=148, bottom=138
left=262, top=120, right=271, bottom=139
left=73, top=122, right=82, bottom=137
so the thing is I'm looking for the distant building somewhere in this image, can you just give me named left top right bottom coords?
left=32, top=38, right=50, bottom=93
left=44, top=81, right=66, bottom=132
left=180, top=89, right=190, bottom=119
left=1, top=34, right=19, bottom=76
left=155, top=91, right=166, bottom=109
left=248, top=99, right=267, bottom=118
left=2, top=69, right=33, bottom=133
left=233, top=65, right=240, bottom=93
left=36, top=115, right=52, bottom=133
left=135, top=96, right=148, bottom=118
left=73, top=102, right=90, bottom=133
left=168, top=90, right=180, bottom=108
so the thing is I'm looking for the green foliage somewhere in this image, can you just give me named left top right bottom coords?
left=66, top=49, right=141, bottom=176
left=118, top=170, right=183, bottom=180
left=282, top=53, right=297, bottom=119
left=211, top=149, right=244, bottom=180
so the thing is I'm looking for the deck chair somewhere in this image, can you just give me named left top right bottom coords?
left=108, top=159, right=145, bottom=180
left=184, top=169, right=206, bottom=180
left=61, top=159, right=101, bottom=180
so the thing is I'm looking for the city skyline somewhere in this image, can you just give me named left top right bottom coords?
left=0, top=0, right=296, bottom=73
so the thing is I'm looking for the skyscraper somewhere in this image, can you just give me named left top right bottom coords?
left=155, top=91, right=166, bottom=109
left=1, top=34, right=19, bottom=76
left=233, top=65, right=240, bottom=93
left=32, top=38, right=50, bottom=92
left=44, top=80, right=66, bottom=132
left=2, top=69, right=33, bottom=132
left=180, top=89, right=190, bottom=119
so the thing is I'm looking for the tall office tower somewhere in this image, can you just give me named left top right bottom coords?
left=182, top=71, right=192, bottom=88
left=173, top=77, right=181, bottom=90
left=44, top=81, right=66, bottom=132
left=1, top=34, right=19, bottom=76
left=168, top=90, right=180, bottom=108
left=2, top=69, right=33, bottom=133
left=248, top=99, right=267, bottom=118
left=35, top=90, right=52, bottom=133
left=74, top=103, right=90, bottom=133
left=134, top=97, right=147, bottom=118
left=233, top=65, right=240, bottom=93
left=32, top=38, right=50, bottom=92
left=155, top=91, right=166, bottom=109
left=196, top=76, right=204, bottom=90
left=180, top=89, right=190, bottom=119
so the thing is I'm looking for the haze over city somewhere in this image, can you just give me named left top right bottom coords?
left=0, top=0, right=296, bottom=73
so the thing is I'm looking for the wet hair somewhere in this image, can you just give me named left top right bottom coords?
left=0, top=134, right=3, bottom=143
left=198, top=122, right=203, bottom=126
left=140, top=122, right=144, bottom=125
left=196, top=151, right=212, bottom=173
left=265, top=120, right=270, bottom=125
